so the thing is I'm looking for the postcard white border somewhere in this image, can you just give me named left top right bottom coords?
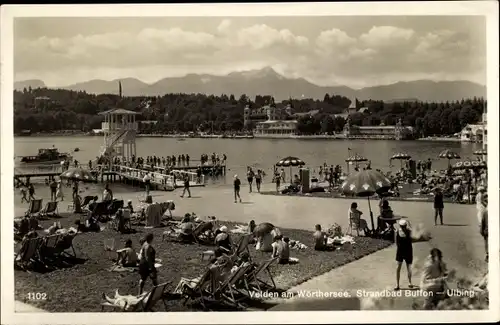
left=1, top=1, right=499, bottom=324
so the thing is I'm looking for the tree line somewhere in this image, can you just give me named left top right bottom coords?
left=14, top=87, right=485, bottom=137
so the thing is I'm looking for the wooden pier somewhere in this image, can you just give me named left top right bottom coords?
left=14, top=163, right=206, bottom=191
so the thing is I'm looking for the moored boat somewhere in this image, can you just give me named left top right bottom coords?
left=20, top=148, right=72, bottom=164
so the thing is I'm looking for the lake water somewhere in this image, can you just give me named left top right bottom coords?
left=14, top=136, right=482, bottom=185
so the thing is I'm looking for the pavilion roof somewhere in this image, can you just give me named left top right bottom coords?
left=98, top=108, right=140, bottom=115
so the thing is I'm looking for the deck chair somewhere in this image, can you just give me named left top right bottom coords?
left=39, top=234, right=62, bottom=264
left=192, top=222, right=212, bottom=243
left=233, top=233, right=253, bottom=258
left=245, top=257, right=278, bottom=292
left=14, top=237, right=42, bottom=270
left=108, top=200, right=124, bottom=216
left=39, top=201, right=59, bottom=219
left=214, top=264, right=254, bottom=309
left=92, top=202, right=109, bottom=220
left=25, top=199, right=43, bottom=218
left=101, top=281, right=171, bottom=312
left=81, top=196, right=95, bottom=210
left=176, top=268, right=214, bottom=308
left=347, top=217, right=368, bottom=236
left=55, top=233, right=78, bottom=258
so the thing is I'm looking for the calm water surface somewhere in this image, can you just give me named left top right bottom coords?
left=15, top=136, right=482, bottom=184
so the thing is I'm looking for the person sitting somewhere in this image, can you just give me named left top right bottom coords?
left=313, top=224, right=334, bottom=251
left=378, top=200, right=394, bottom=231
left=74, top=220, right=88, bottom=233
left=348, top=202, right=370, bottom=235
left=272, top=236, right=291, bottom=264
left=248, top=220, right=256, bottom=233
left=214, top=226, right=232, bottom=253
left=15, top=215, right=31, bottom=240
left=116, top=239, right=138, bottom=267
left=126, top=200, right=134, bottom=214
left=46, top=221, right=62, bottom=235
left=177, top=214, right=194, bottom=242
left=85, top=212, right=101, bottom=232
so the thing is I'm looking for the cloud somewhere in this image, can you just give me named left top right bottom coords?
left=14, top=21, right=485, bottom=88
left=217, top=19, right=232, bottom=33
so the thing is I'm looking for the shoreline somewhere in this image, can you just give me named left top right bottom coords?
left=16, top=133, right=466, bottom=142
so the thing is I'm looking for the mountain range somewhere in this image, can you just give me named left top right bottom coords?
left=15, top=67, right=486, bottom=103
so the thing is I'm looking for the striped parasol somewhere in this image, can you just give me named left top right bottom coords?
left=340, top=169, right=392, bottom=232
left=473, top=149, right=487, bottom=156
left=452, top=160, right=487, bottom=170
left=390, top=153, right=411, bottom=160
left=275, top=156, right=305, bottom=167
left=438, top=150, right=461, bottom=160
left=60, top=167, right=96, bottom=182
left=275, top=156, right=305, bottom=184
left=345, top=154, right=368, bottom=163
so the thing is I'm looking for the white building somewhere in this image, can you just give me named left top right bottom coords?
left=460, top=123, right=486, bottom=143
left=254, top=120, right=298, bottom=137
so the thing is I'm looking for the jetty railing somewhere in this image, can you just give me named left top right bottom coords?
left=109, top=165, right=204, bottom=187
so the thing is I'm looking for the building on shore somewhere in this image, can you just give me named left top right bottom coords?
left=243, top=104, right=292, bottom=128
left=460, top=112, right=487, bottom=144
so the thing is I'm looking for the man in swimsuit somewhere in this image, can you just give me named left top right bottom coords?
left=395, top=219, right=414, bottom=290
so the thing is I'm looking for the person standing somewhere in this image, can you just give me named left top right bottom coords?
left=274, top=171, right=281, bottom=193
left=28, top=183, right=36, bottom=201
left=233, top=175, right=242, bottom=203
left=49, top=179, right=58, bottom=201
left=475, top=186, right=487, bottom=224
left=56, top=180, right=64, bottom=202
left=247, top=167, right=255, bottom=193
left=255, top=170, right=262, bottom=193
left=480, top=206, right=488, bottom=262
left=394, top=219, right=414, bottom=290
left=138, top=233, right=158, bottom=295
left=180, top=174, right=191, bottom=198
left=433, top=187, right=444, bottom=225
left=143, top=173, right=151, bottom=197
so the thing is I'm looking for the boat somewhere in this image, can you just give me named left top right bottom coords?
left=74, top=148, right=80, bottom=152
left=20, top=148, right=72, bottom=164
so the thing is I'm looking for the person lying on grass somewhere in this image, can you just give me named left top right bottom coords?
left=116, top=239, right=138, bottom=267
left=102, top=290, right=149, bottom=311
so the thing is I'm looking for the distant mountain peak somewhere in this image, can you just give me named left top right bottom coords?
left=230, top=66, right=283, bottom=79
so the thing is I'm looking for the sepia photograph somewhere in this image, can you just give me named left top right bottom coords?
left=1, top=2, right=498, bottom=324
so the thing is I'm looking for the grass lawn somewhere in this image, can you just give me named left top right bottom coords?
left=15, top=214, right=391, bottom=312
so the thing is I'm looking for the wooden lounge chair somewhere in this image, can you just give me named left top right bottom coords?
left=39, top=201, right=59, bottom=219
left=176, top=268, right=214, bottom=308
left=245, top=257, right=278, bottom=292
left=101, top=281, right=171, bottom=312
left=55, top=232, right=78, bottom=258
left=213, top=264, right=254, bottom=309
left=39, top=234, right=62, bottom=265
left=81, top=196, right=95, bottom=210
left=25, top=199, right=43, bottom=218
left=14, top=237, right=42, bottom=270
left=67, top=196, right=82, bottom=212
left=233, top=233, right=253, bottom=258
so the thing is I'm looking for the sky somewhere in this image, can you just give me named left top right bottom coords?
left=14, top=16, right=486, bottom=89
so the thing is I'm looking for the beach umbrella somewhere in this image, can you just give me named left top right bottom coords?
left=341, top=170, right=392, bottom=232
left=276, top=156, right=305, bottom=183
left=473, top=149, right=487, bottom=161
left=390, top=153, right=412, bottom=168
left=60, top=167, right=96, bottom=183
left=438, top=150, right=460, bottom=167
left=452, top=160, right=487, bottom=170
left=253, top=222, right=276, bottom=237
left=345, top=154, right=368, bottom=173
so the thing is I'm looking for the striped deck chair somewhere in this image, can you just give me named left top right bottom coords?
left=56, top=233, right=78, bottom=258
left=14, top=237, right=42, bottom=270
left=175, top=267, right=214, bottom=308
left=40, top=201, right=59, bottom=219
left=233, top=233, right=253, bottom=258
left=213, top=264, right=254, bottom=309
left=101, top=281, right=171, bottom=312
left=245, top=257, right=278, bottom=292
left=39, top=234, right=62, bottom=265
left=25, top=199, right=43, bottom=218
